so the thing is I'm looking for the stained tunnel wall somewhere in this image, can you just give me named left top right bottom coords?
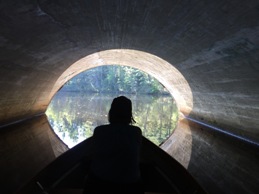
left=0, top=0, right=259, bottom=142
left=0, top=0, right=259, bottom=194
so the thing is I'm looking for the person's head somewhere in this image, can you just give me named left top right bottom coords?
left=108, top=96, right=136, bottom=125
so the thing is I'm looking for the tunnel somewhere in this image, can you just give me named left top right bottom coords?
left=0, top=0, right=259, bottom=193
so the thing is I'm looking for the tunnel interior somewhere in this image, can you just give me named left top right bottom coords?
left=1, top=0, right=259, bottom=194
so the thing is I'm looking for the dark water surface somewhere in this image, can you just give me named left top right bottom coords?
left=46, top=92, right=178, bottom=148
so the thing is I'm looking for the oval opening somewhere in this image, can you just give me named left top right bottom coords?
left=46, top=65, right=179, bottom=148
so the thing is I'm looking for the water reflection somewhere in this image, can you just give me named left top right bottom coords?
left=46, top=92, right=178, bottom=148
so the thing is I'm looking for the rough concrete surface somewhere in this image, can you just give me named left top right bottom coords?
left=0, top=0, right=259, bottom=193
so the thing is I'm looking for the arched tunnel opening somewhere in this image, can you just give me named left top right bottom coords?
left=46, top=62, right=179, bottom=148
left=49, top=49, right=193, bottom=114
left=1, top=1, right=259, bottom=194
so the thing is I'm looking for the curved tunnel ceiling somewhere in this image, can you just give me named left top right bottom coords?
left=49, top=49, right=193, bottom=114
left=0, top=0, right=259, bottom=146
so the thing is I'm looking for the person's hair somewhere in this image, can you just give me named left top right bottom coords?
left=108, top=96, right=136, bottom=125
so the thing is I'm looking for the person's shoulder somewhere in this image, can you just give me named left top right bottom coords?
left=95, top=124, right=109, bottom=129
left=129, top=125, right=142, bottom=133
left=130, top=125, right=141, bottom=129
left=94, top=124, right=110, bottom=132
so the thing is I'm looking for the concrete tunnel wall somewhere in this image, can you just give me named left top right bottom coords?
left=0, top=0, right=259, bottom=193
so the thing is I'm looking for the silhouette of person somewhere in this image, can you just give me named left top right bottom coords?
left=83, top=96, right=143, bottom=194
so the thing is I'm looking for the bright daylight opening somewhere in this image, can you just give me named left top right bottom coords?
left=46, top=65, right=178, bottom=148
left=46, top=49, right=193, bottom=151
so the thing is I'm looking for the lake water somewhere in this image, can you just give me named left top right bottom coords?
left=46, top=92, right=178, bottom=148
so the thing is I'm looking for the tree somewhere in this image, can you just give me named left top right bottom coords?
left=62, top=65, right=169, bottom=95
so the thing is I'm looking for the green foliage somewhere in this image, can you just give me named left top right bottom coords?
left=46, top=65, right=178, bottom=148
left=62, top=65, right=169, bottom=95
left=46, top=93, right=178, bottom=148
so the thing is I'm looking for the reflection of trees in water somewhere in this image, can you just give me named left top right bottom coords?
left=134, top=96, right=178, bottom=145
left=46, top=92, right=178, bottom=147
